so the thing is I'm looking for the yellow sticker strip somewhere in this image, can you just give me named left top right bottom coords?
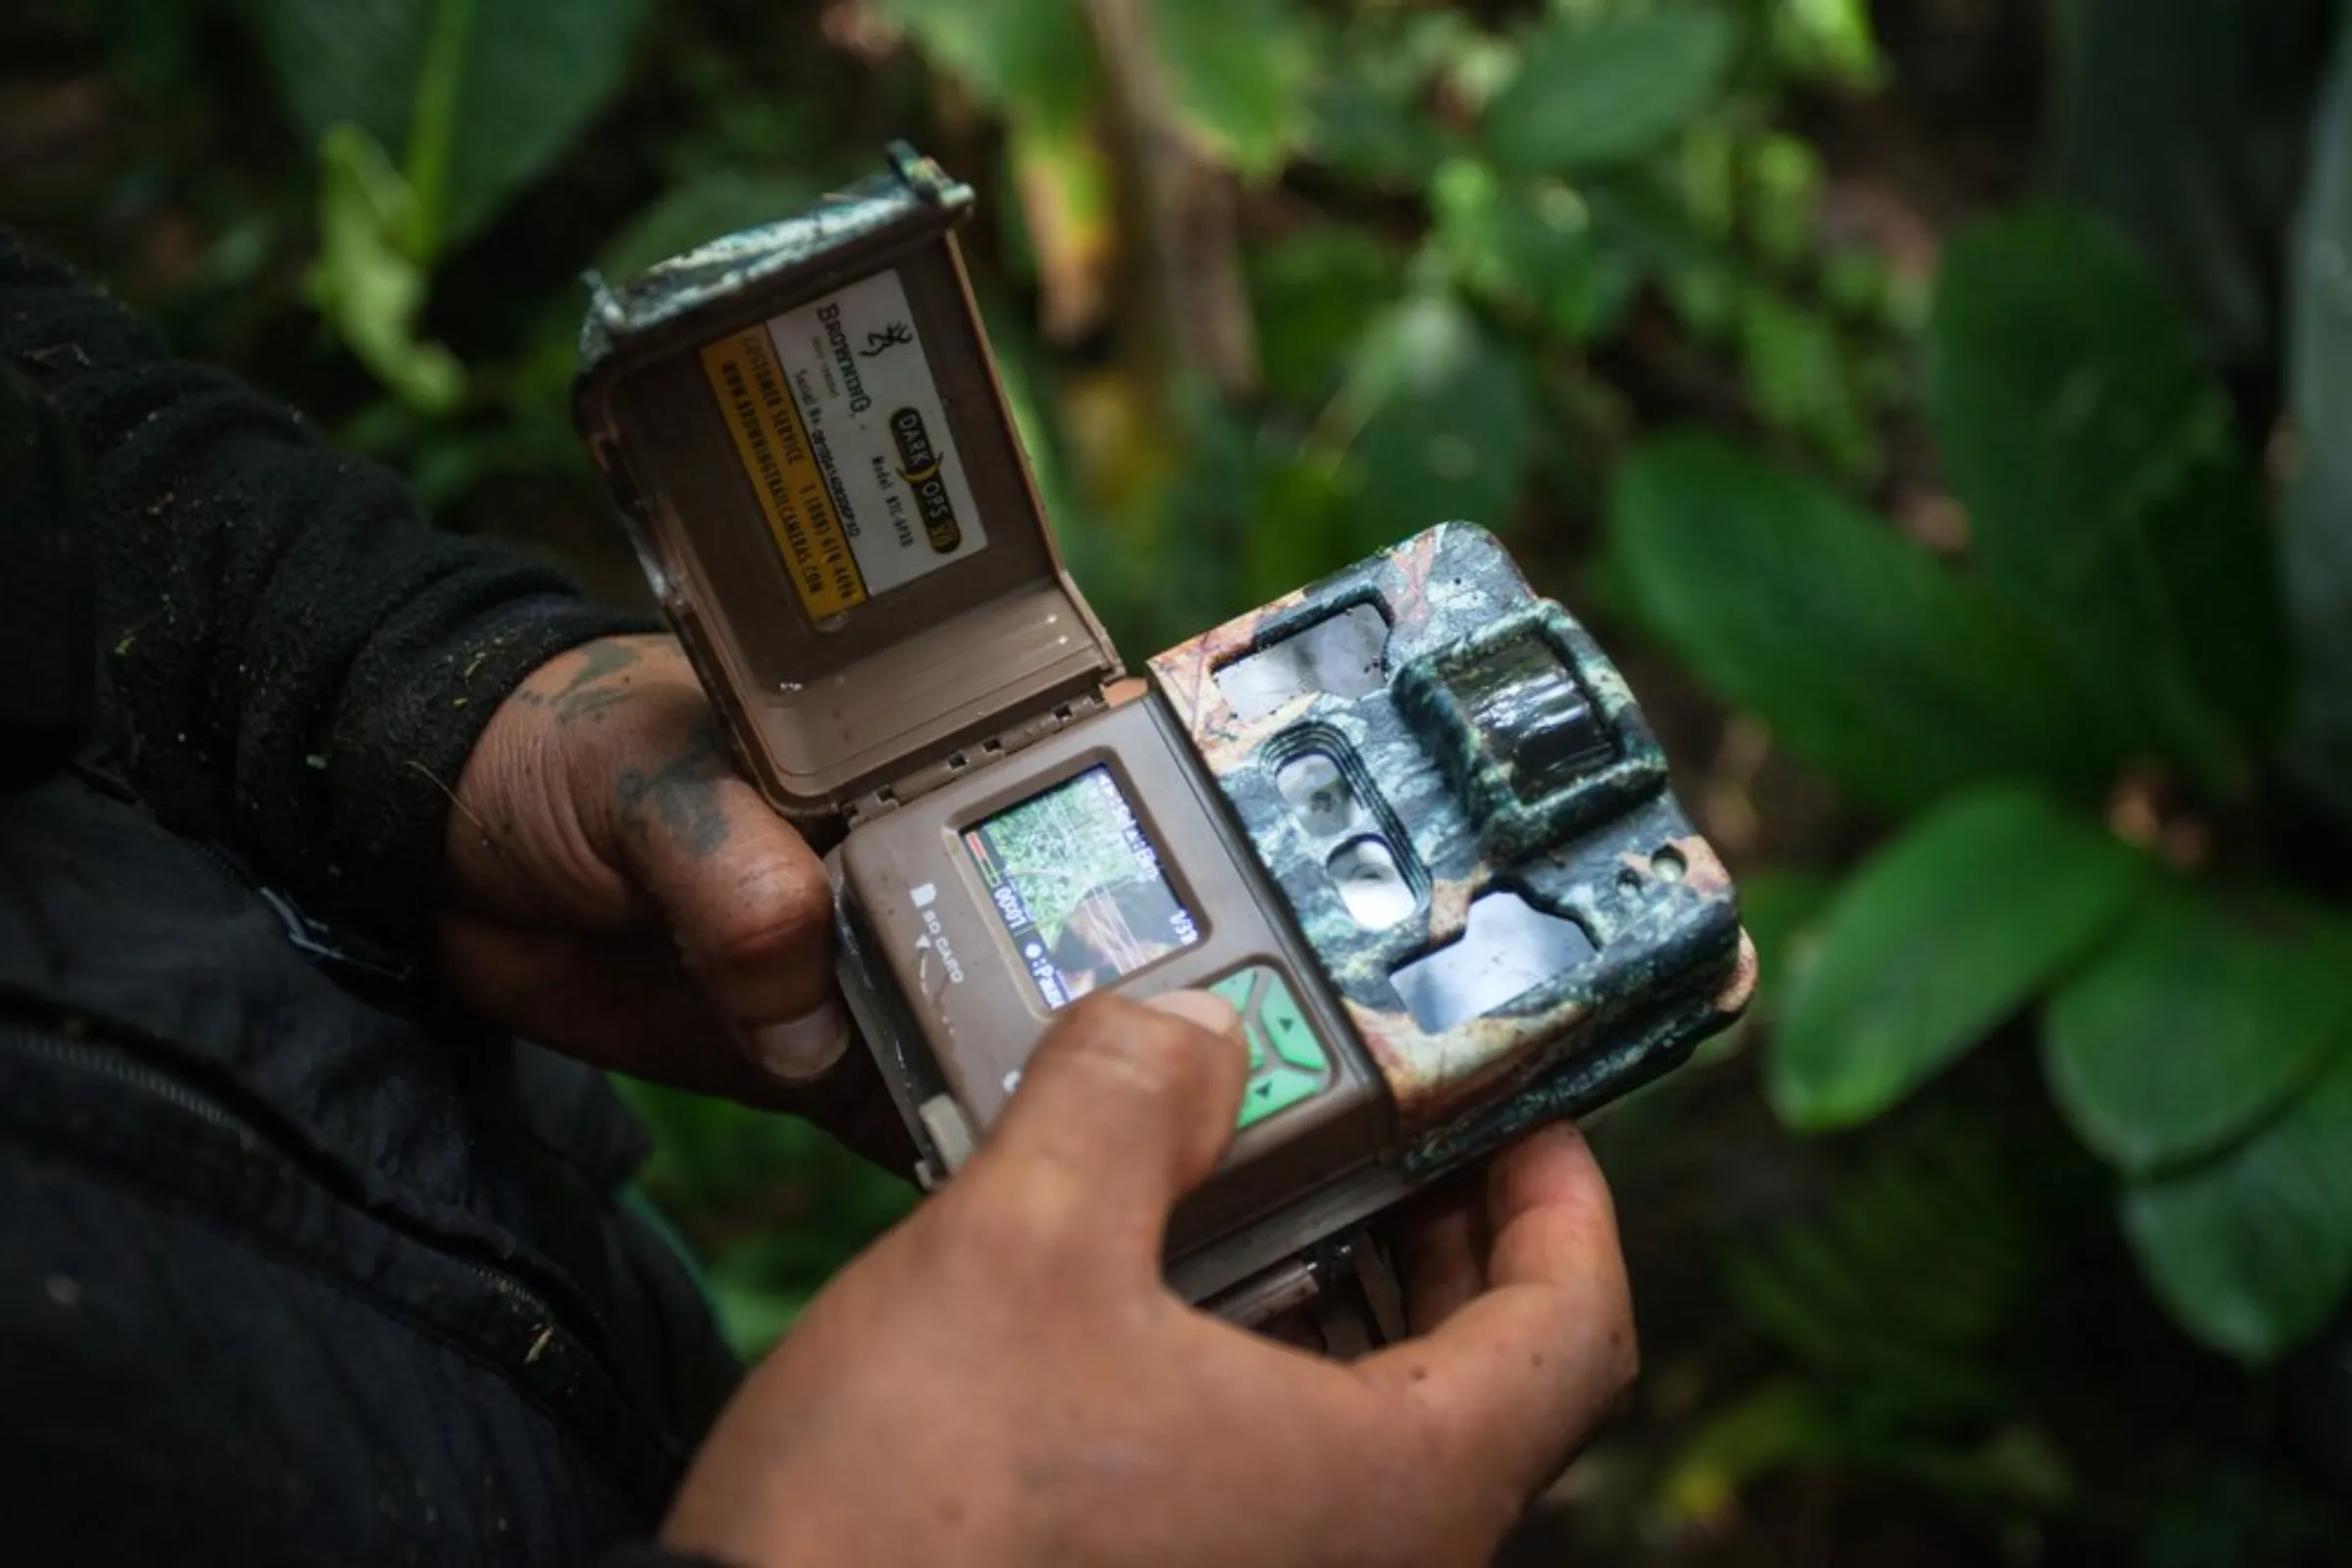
left=700, top=328, right=867, bottom=617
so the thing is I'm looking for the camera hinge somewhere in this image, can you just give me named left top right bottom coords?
left=841, top=692, right=1109, bottom=829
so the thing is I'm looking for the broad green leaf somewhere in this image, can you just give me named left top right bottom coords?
left=2283, top=23, right=2352, bottom=836
left=1307, top=75, right=1454, bottom=186
left=1329, top=291, right=1535, bottom=552
left=1736, top=287, right=1875, bottom=478
left=2044, top=889, right=2352, bottom=1175
left=1770, top=788, right=2145, bottom=1129
left=875, top=0, right=1098, bottom=134
left=1246, top=225, right=1405, bottom=408
left=305, top=124, right=464, bottom=414
left=1768, top=0, right=1883, bottom=88
left=598, top=172, right=819, bottom=282
left=1430, top=159, right=1641, bottom=343
left=1929, top=210, right=2289, bottom=800
left=1748, top=133, right=1824, bottom=270
left=245, top=0, right=653, bottom=251
left=707, top=1275, right=808, bottom=1360
left=1303, top=8, right=1495, bottom=184
left=1146, top=0, right=1307, bottom=178
left=1725, top=1109, right=2061, bottom=1419
left=1733, top=869, right=1837, bottom=1023
left=1485, top=7, right=1738, bottom=176
left=241, top=0, right=428, bottom=170
left=1243, top=451, right=1349, bottom=612
left=1609, top=434, right=2121, bottom=810
left=2122, top=1047, right=2352, bottom=1360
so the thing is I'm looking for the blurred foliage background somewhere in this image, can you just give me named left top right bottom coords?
left=11, top=0, right=2352, bottom=1561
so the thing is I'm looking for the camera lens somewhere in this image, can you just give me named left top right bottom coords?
left=1276, top=752, right=1368, bottom=840
left=1326, top=837, right=1416, bottom=931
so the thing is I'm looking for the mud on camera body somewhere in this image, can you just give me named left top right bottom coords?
left=574, top=145, right=1755, bottom=1351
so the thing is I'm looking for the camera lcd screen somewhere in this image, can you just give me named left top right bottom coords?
left=964, top=765, right=1203, bottom=1009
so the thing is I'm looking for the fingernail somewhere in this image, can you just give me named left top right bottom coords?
left=751, top=997, right=853, bottom=1082
left=1146, top=990, right=1242, bottom=1038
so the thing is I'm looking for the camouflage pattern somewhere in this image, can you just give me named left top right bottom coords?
left=1150, top=522, right=1752, bottom=1171
left=576, top=142, right=967, bottom=381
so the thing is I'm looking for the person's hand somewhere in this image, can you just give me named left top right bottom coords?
left=442, top=634, right=897, bottom=1151
left=663, top=991, right=1638, bottom=1568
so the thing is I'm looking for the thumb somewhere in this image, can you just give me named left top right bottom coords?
left=603, top=734, right=851, bottom=1082
left=962, top=991, right=1250, bottom=1263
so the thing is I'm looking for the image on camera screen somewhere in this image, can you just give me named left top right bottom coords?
left=964, top=765, right=1203, bottom=1009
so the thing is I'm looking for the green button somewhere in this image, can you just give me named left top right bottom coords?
left=1209, top=967, right=1266, bottom=1071
left=1258, top=979, right=1326, bottom=1074
left=1211, top=966, right=1332, bottom=1132
left=1208, top=967, right=1262, bottom=1012
left=1238, top=1064, right=1324, bottom=1128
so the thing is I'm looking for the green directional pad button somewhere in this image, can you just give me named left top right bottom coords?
left=1241, top=1065, right=1323, bottom=1124
left=1203, top=964, right=1333, bottom=1131
left=1258, top=980, right=1325, bottom=1073
left=1207, top=968, right=1261, bottom=1011
left=1207, top=968, right=1263, bottom=1069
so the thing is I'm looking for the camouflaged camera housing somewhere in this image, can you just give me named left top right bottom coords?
left=1152, top=522, right=1756, bottom=1181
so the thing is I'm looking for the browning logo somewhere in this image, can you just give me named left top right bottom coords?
left=889, top=406, right=963, bottom=554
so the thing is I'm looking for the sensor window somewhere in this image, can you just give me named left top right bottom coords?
left=1391, top=890, right=1595, bottom=1033
left=1214, top=604, right=1391, bottom=721
left=1326, top=838, right=1417, bottom=931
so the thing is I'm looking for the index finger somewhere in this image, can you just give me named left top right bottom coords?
left=1356, top=1124, right=1636, bottom=1499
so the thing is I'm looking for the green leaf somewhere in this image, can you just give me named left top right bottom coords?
left=707, top=1275, right=808, bottom=1361
left=2122, top=1047, right=2352, bottom=1360
left=1307, top=75, right=1453, bottom=186
left=1609, top=434, right=2120, bottom=810
left=245, top=0, right=653, bottom=251
left=1301, top=7, right=1486, bottom=185
left=1767, top=0, right=1883, bottom=88
left=2044, top=889, right=2352, bottom=1176
left=1769, top=788, right=2145, bottom=1129
left=1246, top=224, right=1405, bottom=408
left=1328, top=290, right=1535, bottom=552
left=242, top=0, right=429, bottom=171
left=875, top=0, right=1098, bottom=134
left=2283, top=24, right=2352, bottom=836
left=304, top=124, right=465, bottom=414
left=1726, top=1108, right=2057, bottom=1415
left=1430, top=159, right=1641, bottom=343
left=1928, top=209, right=2289, bottom=799
left=1146, top=0, right=1307, bottom=178
left=1736, top=286, right=1876, bottom=477
left=1733, top=868, right=1837, bottom=1023
left=1484, top=7, right=1738, bottom=175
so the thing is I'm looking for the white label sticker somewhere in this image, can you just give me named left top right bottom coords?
left=764, top=269, right=989, bottom=602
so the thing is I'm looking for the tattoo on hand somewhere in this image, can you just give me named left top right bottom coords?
left=547, top=639, right=648, bottom=726
left=511, top=638, right=652, bottom=725
left=615, top=725, right=733, bottom=859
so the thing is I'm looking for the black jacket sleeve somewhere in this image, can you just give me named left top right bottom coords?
left=0, top=232, right=652, bottom=953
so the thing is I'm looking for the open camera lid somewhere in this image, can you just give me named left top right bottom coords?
left=573, top=145, right=1122, bottom=842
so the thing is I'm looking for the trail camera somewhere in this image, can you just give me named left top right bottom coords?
left=574, top=145, right=1755, bottom=1352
